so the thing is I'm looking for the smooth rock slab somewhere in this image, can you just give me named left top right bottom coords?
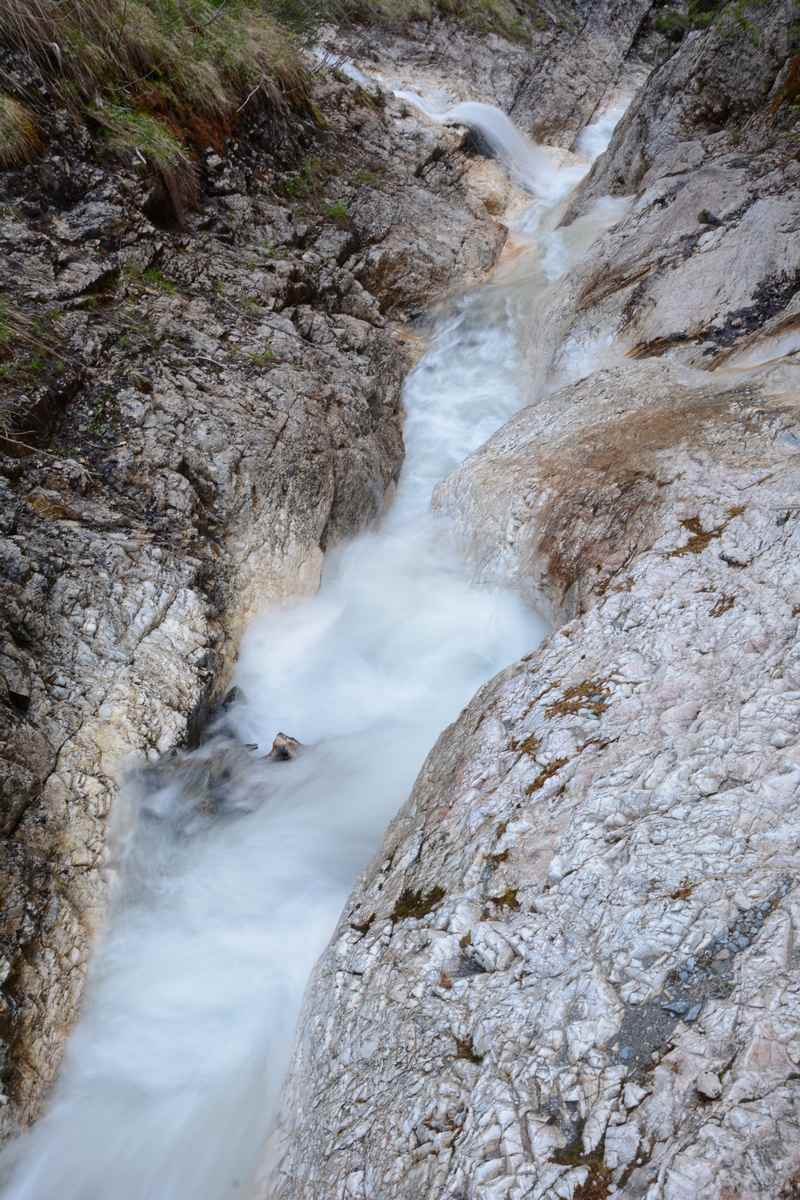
left=270, top=361, right=800, bottom=1199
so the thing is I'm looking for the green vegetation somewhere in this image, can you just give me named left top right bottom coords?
left=99, top=106, right=194, bottom=196
left=248, top=346, right=276, bottom=366
left=0, top=299, right=65, bottom=380
left=334, top=0, right=545, bottom=40
left=654, top=0, right=768, bottom=43
left=354, top=168, right=383, bottom=187
left=141, top=267, right=179, bottom=294
left=322, top=198, right=348, bottom=223
left=124, top=264, right=180, bottom=294
left=279, top=155, right=325, bottom=198
left=274, top=0, right=549, bottom=41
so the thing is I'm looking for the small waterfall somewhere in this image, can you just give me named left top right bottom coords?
left=0, top=90, right=627, bottom=1200
left=395, top=92, right=565, bottom=196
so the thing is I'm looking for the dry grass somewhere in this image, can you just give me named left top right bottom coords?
left=0, top=0, right=314, bottom=211
left=0, top=0, right=311, bottom=122
left=0, top=94, right=40, bottom=166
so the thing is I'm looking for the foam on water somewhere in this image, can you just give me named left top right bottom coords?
left=0, top=93, right=628, bottom=1200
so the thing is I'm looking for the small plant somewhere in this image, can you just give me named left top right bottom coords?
left=125, top=264, right=179, bottom=295
left=323, top=198, right=349, bottom=224
left=654, top=1, right=720, bottom=41
left=279, top=155, right=325, bottom=199
left=89, top=386, right=116, bottom=434
left=392, top=885, right=445, bottom=921
left=248, top=346, right=276, bottom=367
left=0, top=298, right=66, bottom=378
left=141, top=267, right=179, bottom=295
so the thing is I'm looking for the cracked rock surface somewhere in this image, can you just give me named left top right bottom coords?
left=330, top=1, right=675, bottom=149
left=270, top=6, right=800, bottom=1198
left=271, top=360, right=800, bottom=1200
left=562, top=0, right=800, bottom=371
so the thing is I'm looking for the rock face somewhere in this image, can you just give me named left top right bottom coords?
left=271, top=6, right=800, bottom=1199
left=0, top=72, right=504, bottom=1136
left=271, top=364, right=800, bottom=1199
left=562, top=0, right=800, bottom=369
left=331, top=1, right=674, bottom=148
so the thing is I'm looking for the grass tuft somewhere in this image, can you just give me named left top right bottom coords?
left=0, top=94, right=40, bottom=167
left=0, top=0, right=314, bottom=207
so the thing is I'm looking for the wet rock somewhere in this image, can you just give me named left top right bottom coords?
left=266, top=733, right=302, bottom=762
left=563, top=0, right=800, bottom=369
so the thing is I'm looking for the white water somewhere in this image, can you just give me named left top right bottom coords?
left=1, top=95, right=626, bottom=1200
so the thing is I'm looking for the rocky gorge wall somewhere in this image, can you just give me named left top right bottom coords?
left=0, top=55, right=506, bottom=1138
left=269, top=4, right=800, bottom=1198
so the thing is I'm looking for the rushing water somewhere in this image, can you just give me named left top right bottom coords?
left=1, top=91, right=626, bottom=1200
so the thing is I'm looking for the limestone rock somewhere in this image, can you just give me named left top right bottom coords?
left=271, top=359, right=800, bottom=1200
left=330, top=1, right=676, bottom=149
left=561, top=0, right=800, bottom=369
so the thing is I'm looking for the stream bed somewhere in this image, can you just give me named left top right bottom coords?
left=2, top=86, right=625, bottom=1200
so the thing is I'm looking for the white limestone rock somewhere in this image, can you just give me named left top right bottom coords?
left=271, top=360, right=800, bottom=1199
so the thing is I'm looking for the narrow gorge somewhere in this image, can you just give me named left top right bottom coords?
left=1, top=2, right=800, bottom=1198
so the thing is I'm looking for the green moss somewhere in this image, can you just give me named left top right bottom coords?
left=248, top=347, right=276, bottom=367
left=392, top=885, right=446, bottom=921
left=141, top=267, right=179, bottom=294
